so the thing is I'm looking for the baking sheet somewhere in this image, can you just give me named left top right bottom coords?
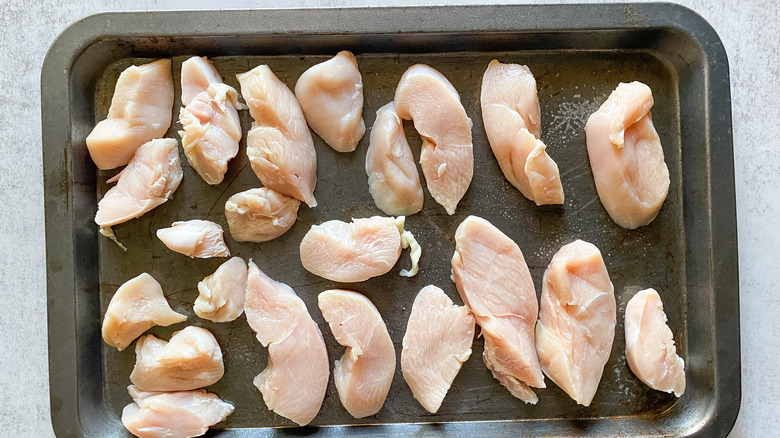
left=43, top=4, right=740, bottom=437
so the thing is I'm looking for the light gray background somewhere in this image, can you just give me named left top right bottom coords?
left=1, top=0, right=776, bottom=436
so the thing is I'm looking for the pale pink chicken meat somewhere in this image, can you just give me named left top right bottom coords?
left=121, top=385, right=233, bottom=438
left=87, top=59, right=174, bottom=170
left=237, top=65, right=318, bottom=207
left=95, top=138, right=183, bottom=228
left=535, top=240, right=616, bottom=406
left=179, top=57, right=242, bottom=185
left=102, top=273, right=186, bottom=351
left=318, top=289, right=395, bottom=418
left=451, top=216, right=545, bottom=404
left=224, top=187, right=300, bottom=242
left=156, top=220, right=230, bottom=258
left=295, top=51, right=365, bottom=152
left=586, top=81, right=670, bottom=229
left=401, top=285, right=474, bottom=413
left=244, top=261, right=329, bottom=426
left=480, top=60, right=563, bottom=205
left=299, top=216, right=420, bottom=282
left=625, top=288, right=686, bottom=396
left=194, top=257, right=248, bottom=322
left=130, top=326, right=224, bottom=392
left=365, top=102, right=424, bottom=216
left=394, top=64, right=473, bottom=215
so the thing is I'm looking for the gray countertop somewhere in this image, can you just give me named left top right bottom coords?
left=2, top=0, right=776, bottom=436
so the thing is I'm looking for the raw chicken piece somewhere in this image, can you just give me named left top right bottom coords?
left=299, top=216, right=420, bottom=282
left=156, top=220, right=230, bottom=258
left=318, top=289, right=395, bottom=418
left=194, top=257, right=248, bottom=322
left=535, top=240, right=616, bottom=406
left=87, top=59, right=174, bottom=170
left=625, top=288, right=686, bottom=396
left=295, top=51, right=365, bottom=152
left=179, top=57, right=242, bottom=185
left=585, top=81, right=670, bottom=229
left=394, top=64, right=473, bottom=215
left=224, top=187, right=300, bottom=242
left=102, top=273, right=186, bottom=351
left=130, top=326, right=224, bottom=392
left=365, top=102, right=424, bottom=216
left=237, top=65, right=318, bottom=207
left=480, top=60, right=564, bottom=205
left=451, top=216, right=545, bottom=403
left=244, top=261, right=329, bottom=426
left=95, top=138, right=183, bottom=228
left=401, top=285, right=474, bottom=413
left=121, top=385, right=233, bottom=438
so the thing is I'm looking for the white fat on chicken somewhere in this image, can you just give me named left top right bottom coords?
left=102, top=273, right=186, bottom=351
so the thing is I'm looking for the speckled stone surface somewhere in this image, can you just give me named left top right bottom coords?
left=1, top=0, right=776, bottom=436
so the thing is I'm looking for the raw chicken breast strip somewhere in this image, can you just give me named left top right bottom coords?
left=130, top=326, right=224, bottom=392
left=318, top=290, right=395, bottom=418
left=535, top=240, right=616, bottom=406
left=95, top=138, right=183, bottom=229
left=156, top=220, right=230, bottom=258
left=194, top=257, right=248, bottom=322
left=121, top=385, right=233, bottom=438
left=481, top=60, right=564, bottom=205
left=365, top=102, right=424, bottom=216
left=394, top=64, right=473, bottom=215
left=585, top=81, right=670, bottom=229
left=244, top=261, right=329, bottom=426
left=295, top=51, right=365, bottom=152
left=224, top=187, right=300, bottom=242
left=299, top=216, right=421, bottom=282
left=237, top=65, right=318, bottom=207
left=179, top=57, right=242, bottom=185
left=625, top=288, right=686, bottom=396
left=102, top=273, right=186, bottom=351
left=451, top=216, right=545, bottom=403
left=401, top=285, right=474, bottom=413
left=87, top=59, right=174, bottom=170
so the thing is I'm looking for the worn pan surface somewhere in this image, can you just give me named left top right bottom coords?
left=42, top=4, right=739, bottom=437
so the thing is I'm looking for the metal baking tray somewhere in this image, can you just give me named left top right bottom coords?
left=42, top=3, right=739, bottom=437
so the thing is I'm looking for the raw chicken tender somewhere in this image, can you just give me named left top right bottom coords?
left=295, top=51, right=365, bottom=152
left=401, top=285, right=474, bottom=413
left=156, top=220, right=230, bottom=258
left=394, top=64, right=473, bottom=215
left=244, top=261, right=329, bottom=426
left=130, top=326, right=224, bottom=392
left=87, top=59, right=174, bottom=170
left=318, top=290, right=394, bottom=418
left=625, top=288, right=686, bottom=396
left=194, top=257, right=248, bottom=322
left=121, top=385, right=233, bottom=438
left=535, top=240, right=616, bottom=406
left=179, top=57, right=242, bottom=185
left=365, top=102, right=424, bottom=216
left=480, top=60, right=564, bottom=205
left=585, top=81, right=670, bottom=229
left=300, top=216, right=420, bottom=282
left=95, top=138, right=183, bottom=228
left=237, top=65, right=318, bottom=207
left=102, top=273, right=186, bottom=351
left=451, top=216, right=545, bottom=404
left=224, top=188, right=300, bottom=242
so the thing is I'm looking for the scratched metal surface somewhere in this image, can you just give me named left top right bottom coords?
left=93, top=49, right=684, bottom=429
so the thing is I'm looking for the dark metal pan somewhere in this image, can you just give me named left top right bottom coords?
left=42, top=3, right=739, bottom=437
